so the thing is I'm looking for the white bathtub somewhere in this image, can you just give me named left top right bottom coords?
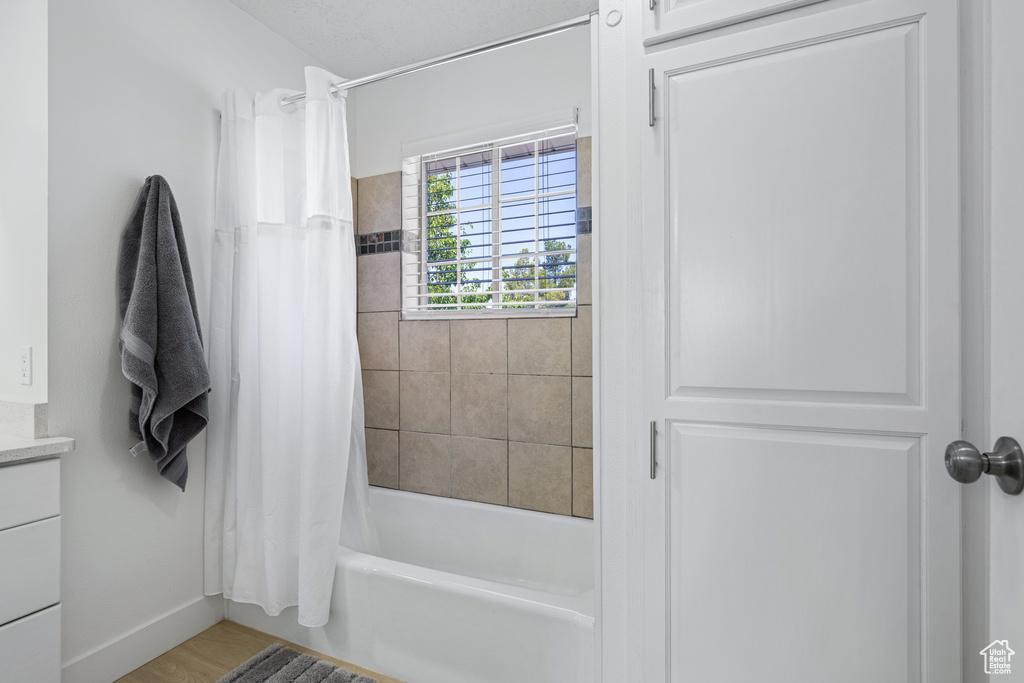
left=229, top=487, right=595, bottom=683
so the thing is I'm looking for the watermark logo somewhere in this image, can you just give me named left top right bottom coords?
left=981, top=639, right=1015, bottom=675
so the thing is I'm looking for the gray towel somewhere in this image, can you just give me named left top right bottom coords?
left=117, top=175, right=210, bottom=490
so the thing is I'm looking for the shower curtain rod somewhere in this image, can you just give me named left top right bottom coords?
left=280, top=12, right=596, bottom=106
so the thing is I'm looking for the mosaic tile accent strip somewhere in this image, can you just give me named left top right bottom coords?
left=357, top=231, right=401, bottom=255
left=576, top=207, right=592, bottom=234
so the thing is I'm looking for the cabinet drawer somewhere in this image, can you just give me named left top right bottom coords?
left=0, top=458, right=60, bottom=532
left=0, top=604, right=60, bottom=683
left=0, top=517, right=60, bottom=626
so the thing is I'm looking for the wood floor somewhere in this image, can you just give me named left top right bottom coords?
left=116, top=620, right=403, bottom=683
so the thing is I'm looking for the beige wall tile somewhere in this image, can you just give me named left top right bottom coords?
left=356, top=171, right=401, bottom=235
left=358, top=312, right=399, bottom=371
left=572, top=376, right=593, bottom=448
left=572, top=448, right=593, bottom=519
left=576, top=234, right=591, bottom=306
left=362, top=370, right=399, bottom=430
left=400, top=320, right=450, bottom=372
left=576, top=137, right=592, bottom=208
left=451, top=373, right=507, bottom=440
left=572, top=305, right=592, bottom=377
left=451, top=319, right=507, bottom=374
left=507, top=374, right=572, bottom=446
left=353, top=164, right=595, bottom=511
left=451, top=436, right=508, bottom=505
left=366, top=428, right=399, bottom=489
left=400, top=371, right=451, bottom=434
left=509, top=442, right=572, bottom=515
left=508, top=318, right=571, bottom=375
left=399, top=431, right=450, bottom=496
left=357, top=251, right=401, bottom=312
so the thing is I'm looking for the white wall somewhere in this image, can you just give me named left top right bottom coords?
left=47, top=1, right=318, bottom=680
left=350, top=26, right=591, bottom=178
left=0, top=0, right=48, bottom=403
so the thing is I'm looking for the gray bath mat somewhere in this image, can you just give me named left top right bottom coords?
left=217, top=643, right=378, bottom=683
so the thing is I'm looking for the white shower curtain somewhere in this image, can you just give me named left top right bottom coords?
left=204, top=67, right=376, bottom=628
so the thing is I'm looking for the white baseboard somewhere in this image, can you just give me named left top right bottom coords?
left=62, top=595, right=226, bottom=683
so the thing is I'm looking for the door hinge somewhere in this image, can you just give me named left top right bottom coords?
left=648, top=68, right=656, bottom=127
left=650, top=0, right=657, bottom=10
left=650, top=420, right=658, bottom=479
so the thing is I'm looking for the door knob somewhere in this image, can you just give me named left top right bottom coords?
left=945, top=436, right=1024, bottom=495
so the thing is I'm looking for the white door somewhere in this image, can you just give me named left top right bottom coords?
left=641, top=0, right=961, bottom=681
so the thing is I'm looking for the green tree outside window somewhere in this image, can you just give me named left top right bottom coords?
left=425, top=171, right=575, bottom=310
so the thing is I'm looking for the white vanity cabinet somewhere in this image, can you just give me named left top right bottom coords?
left=642, top=0, right=825, bottom=45
left=0, top=457, right=62, bottom=683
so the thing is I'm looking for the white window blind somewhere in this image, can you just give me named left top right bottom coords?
left=401, top=123, right=578, bottom=319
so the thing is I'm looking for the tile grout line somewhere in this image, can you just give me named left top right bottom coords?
left=505, top=317, right=509, bottom=505
left=397, top=308, right=402, bottom=492
left=506, top=319, right=511, bottom=506
left=395, top=428, right=571, bottom=448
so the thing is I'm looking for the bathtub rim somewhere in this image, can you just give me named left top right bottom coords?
left=366, top=485, right=595, bottom=530
left=335, top=543, right=596, bottom=622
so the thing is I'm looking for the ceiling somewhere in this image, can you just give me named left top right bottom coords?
left=228, top=0, right=598, bottom=79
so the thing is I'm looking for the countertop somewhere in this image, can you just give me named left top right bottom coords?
left=0, top=435, right=76, bottom=466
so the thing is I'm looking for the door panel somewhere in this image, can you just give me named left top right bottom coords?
left=666, top=24, right=919, bottom=404
left=669, top=424, right=919, bottom=682
left=642, top=0, right=960, bottom=681
left=643, top=0, right=827, bottom=46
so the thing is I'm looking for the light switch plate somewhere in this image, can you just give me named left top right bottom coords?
left=19, top=347, right=31, bottom=385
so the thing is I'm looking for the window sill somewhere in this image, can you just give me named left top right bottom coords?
left=401, top=307, right=577, bottom=321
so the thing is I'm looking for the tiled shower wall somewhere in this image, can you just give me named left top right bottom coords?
left=355, top=137, right=593, bottom=518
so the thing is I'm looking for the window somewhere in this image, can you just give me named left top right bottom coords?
left=401, top=125, right=578, bottom=318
